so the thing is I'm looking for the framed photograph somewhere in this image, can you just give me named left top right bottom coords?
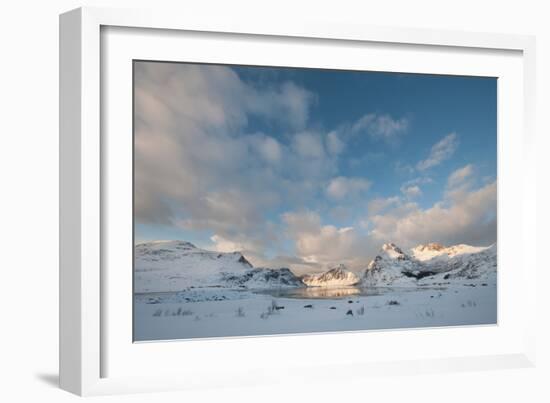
left=132, top=60, right=499, bottom=342
left=60, top=7, right=537, bottom=396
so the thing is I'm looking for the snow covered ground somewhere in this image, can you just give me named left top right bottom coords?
left=134, top=281, right=496, bottom=341
left=133, top=240, right=497, bottom=341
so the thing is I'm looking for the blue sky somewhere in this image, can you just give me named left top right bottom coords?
left=134, top=61, right=496, bottom=273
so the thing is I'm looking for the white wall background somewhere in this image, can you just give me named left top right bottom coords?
left=0, top=0, right=548, bottom=401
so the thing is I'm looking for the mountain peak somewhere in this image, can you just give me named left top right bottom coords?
left=414, top=242, right=445, bottom=252
left=363, top=240, right=497, bottom=287
left=302, top=264, right=359, bottom=287
left=382, top=242, right=400, bottom=251
left=329, top=263, right=348, bottom=273
left=380, top=242, right=409, bottom=260
left=410, top=242, right=492, bottom=262
left=135, top=240, right=305, bottom=292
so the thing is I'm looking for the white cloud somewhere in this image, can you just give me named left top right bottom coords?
left=351, top=113, right=408, bottom=144
left=282, top=210, right=322, bottom=234
left=282, top=211, right=377, bottom=271
left=416, top=133, right=459, bottom=171
left=394, top=161, right=415, bottom=175
left=134, top=61, right=322, bottom=237
left=253, top=135, right=282, bottom=164
left=404, top=176, right=434, bottom=186
left=281, top=169, right=496, bottom=271
left=175, top=188, right=275, bottom=237
left=292, top=131, right=325, bottom=159
left=210, top=234, right=257, bottom=254
left=445, top=164, right=477, bottom=201
left=400, top=185, right=422, bottom=198
left=134, top=62, right=496, bottom=274
left=326, top=176, right=372, bottom=200
left=209, top=232, right=319, bottom=273
left=370, top=180, right=496, bottom=248
left=367, top=196, right=400, bottom=216
left=297, top=225, right=356, bottom=264
left=397, top=176, right=433, bottom=200
left=245, top=81, right=314, bottom=130
left=447, top=164, right=474, bottom=188
left=326, top=131, right=345, bottom=155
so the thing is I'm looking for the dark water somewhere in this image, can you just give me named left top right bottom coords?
left=134, top=285, right=447, bottom=304
left=256, top=286, right=435, bottom=300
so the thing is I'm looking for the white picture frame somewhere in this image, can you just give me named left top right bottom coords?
left=59, top=6, right=537, bottom=396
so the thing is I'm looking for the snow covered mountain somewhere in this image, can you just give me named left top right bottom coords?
left=301, top=264, right=360, bottom=287
left=220, top=267, right=305, bottom=289
left=361, top=243, right=422, bottom=286
left=426, top=244, right=497, bottom=282
left=135, top=239, right=497, bottom=293
left=362, top=242, right=497, bottom=287
left=410, top=242, right=489, bottom=262
left=134, top=240, right=303, bottom=293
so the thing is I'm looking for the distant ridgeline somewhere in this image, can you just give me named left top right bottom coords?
left=134, top=240, right=497, bottom=293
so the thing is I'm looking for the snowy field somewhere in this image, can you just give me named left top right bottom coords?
left=134, top=281, right=496, bottom=341
left=133, top=240, right=497, bottom=341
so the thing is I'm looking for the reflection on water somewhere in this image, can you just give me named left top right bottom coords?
left=261, top=286, right=375, bottom=299
left=293, top=286, right=360, bottom=298
left=135, top=285, right=448, bottom=304
left=258, top=285, right=444, bottom=300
